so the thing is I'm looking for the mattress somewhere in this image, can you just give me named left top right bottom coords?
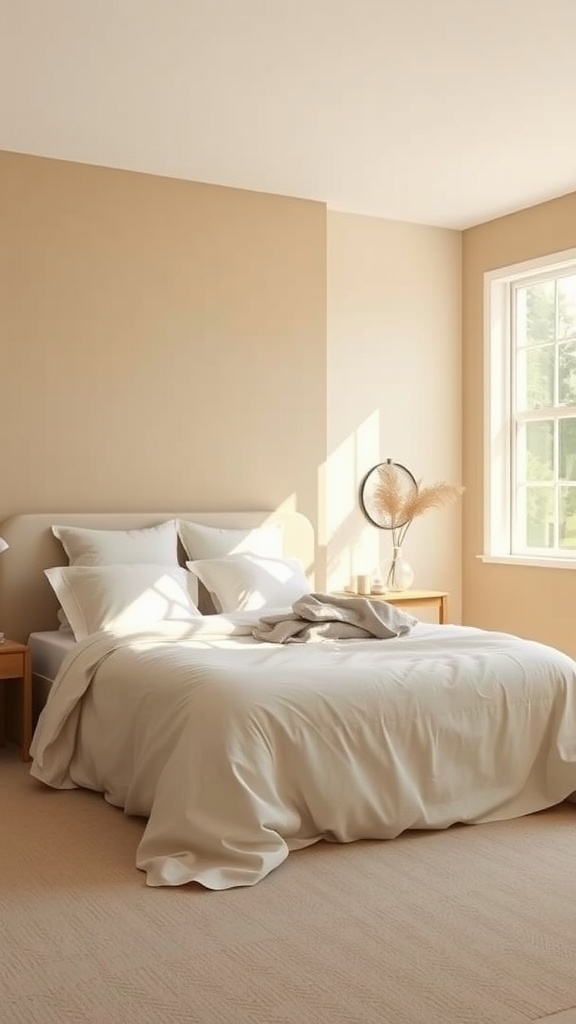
left=28, top=630, right=77, bottom=682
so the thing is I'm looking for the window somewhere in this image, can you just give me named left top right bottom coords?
left=484, top=248, right=576, bottom=567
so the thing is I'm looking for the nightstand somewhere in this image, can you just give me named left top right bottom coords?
left=333, top=590, right=448, bottom=624
left=0, top=640, right=32, bottom=761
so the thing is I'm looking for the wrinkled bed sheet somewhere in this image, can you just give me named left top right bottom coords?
left=30, top=615, right=576, bottom=889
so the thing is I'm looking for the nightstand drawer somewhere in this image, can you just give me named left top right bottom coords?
left=0, top=652, right=25, bottom=679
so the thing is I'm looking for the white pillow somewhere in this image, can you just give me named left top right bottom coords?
left=57, top=608, right=73, bottom=632
left=186, top=554, right=310, bottom=612
left=52, top=520, right=179, bottom=567
left=45, top=564, right=200, bottom=641
left=178, top=520, right=283, bottom=561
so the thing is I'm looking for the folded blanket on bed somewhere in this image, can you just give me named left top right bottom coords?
left=252, top=592, right=417, bottom=643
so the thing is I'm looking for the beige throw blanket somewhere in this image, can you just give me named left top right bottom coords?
left=252, top=592, right=416, bottom=644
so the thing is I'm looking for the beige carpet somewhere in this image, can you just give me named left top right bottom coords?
left=2, top=748, right=576, bottom=1024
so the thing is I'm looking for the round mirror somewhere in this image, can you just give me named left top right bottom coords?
left=359, top=460, right=418, bottom=530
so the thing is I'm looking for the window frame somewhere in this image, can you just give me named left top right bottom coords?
left=482, top=246, right=576, bottom=569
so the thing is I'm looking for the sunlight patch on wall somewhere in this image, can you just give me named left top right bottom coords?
left=273, top=494, right=298, bottom=514
left=322, top=410, right=381, bottom=591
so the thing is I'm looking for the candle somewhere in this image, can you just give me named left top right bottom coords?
left=357, top=573, right=371, bottom=595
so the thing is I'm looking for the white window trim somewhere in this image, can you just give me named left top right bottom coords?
left=481, top=246, right=576, bottom=569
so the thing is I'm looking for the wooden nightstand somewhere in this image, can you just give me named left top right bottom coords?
left=333, top=590, right=448, bottom=624
left=0, top=640, right=32, bottom=761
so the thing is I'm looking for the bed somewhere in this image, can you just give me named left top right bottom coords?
left=2, top=511, right=576, bottom=891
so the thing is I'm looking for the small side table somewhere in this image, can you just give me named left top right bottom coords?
left=0, top=640, right=32, bottom=761
left=333, top=590, right=448, bottom=624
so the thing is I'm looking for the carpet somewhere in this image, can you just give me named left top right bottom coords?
left=2, top=749, right=576, bottom=1024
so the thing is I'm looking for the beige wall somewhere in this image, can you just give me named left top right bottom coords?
left=326, top=212, right=462, bottom=621
left=462, top=191, right=576, bottom=655
left=1, top=152, right=464, bottom=615
left=0, top=152, right=327, bottom=551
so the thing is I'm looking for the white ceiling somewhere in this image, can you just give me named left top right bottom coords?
left=1, top=0, right=575, bottom=229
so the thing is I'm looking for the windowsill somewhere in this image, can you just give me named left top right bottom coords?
left=477, top=554, right=576, bottom=569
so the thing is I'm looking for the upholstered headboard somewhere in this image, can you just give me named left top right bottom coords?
left=0, top=511, right=315, bottom=644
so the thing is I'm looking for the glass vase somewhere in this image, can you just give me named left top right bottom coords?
left=384, top=546, right=414, bottom=592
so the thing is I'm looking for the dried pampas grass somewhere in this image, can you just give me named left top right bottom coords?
left=373, top=462, right=409, bottom=529
left=398, top=480, right=465, bottom=522
left=374, top=464, right=464, bottom=548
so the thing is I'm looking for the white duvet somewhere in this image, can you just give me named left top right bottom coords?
left=30, top=615, right=576, bottom=890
